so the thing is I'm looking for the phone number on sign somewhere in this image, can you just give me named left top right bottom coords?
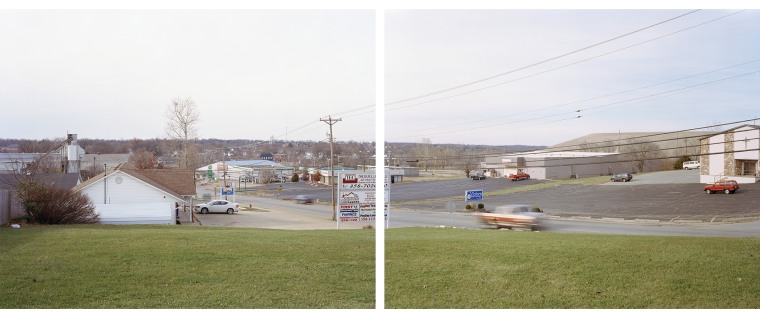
left=342, top=184, right=376, bottom=189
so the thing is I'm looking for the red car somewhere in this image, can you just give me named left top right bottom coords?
left=509, top=172, right=530, bottom=181
left=704, top=180, right=739, bottom=194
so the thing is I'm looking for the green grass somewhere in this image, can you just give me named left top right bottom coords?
left=385, top=227, right=760, bottom=309
left=0, top=225, right=375, bottom=309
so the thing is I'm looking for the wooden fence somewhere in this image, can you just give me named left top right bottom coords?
left=0, top=189, right=24, bottom=225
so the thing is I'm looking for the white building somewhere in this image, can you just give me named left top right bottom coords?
left=482, top=151, right=658, bottom=180
left=196, top=160, right=294, bottom=184
left=699, top=125, right=760, bottom=184
left=72, top=164, right=196, bottom=224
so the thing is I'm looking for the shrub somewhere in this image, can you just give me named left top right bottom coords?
left=465, top=204, right=472, bottom=210
left=291, top=174, right=300, bottom=182
left=531, top=206, right=543, bottom=212
left=477, top=203, right=484, bottom=209
left=22, top=183, right=99, bottom=224
left=673, top=155, right=692, bottom=170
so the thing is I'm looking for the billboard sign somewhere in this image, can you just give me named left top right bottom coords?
left=337, top=172, right=389, bottom=226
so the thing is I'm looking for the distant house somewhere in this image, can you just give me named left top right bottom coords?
left=260, top=152, right=274, bottom=161
left=699, top=125, right=760, bottom=184
left=72, top=164, right=196, bottom=224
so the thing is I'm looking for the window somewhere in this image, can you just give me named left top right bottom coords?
left=739, top=160, right=757, bottom=176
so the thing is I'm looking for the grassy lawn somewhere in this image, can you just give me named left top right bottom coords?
left=0, top=225, right=374, bottom=309
left=385, top=227, right=760, bottom=309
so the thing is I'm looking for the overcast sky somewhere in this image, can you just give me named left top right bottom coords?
left=385, top=9, right=760, bottom=146
left=2, top=4, right=759, bottom=148
left=0, top=9, right=375, bottom=143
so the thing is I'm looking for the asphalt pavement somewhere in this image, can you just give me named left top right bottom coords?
left=187, top=170, right=760, bottom=228
left=393, top=170, right=760, bottom=223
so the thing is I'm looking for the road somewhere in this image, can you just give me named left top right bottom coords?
left=191, top=186, right=369, bottom=230
left=385, top=210, right=760, bottom=237
left=189, top=170, right=760, bottom=236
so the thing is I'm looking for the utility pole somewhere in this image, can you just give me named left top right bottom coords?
left=321, top=116, right=341, bottom=221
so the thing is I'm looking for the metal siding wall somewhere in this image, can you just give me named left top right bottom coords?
left=82, top=171, right=178, bottom=205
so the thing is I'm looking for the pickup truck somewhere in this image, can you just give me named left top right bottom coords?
left=478, top=204, right=543, bottom=230
left=508, top=172, right=530, bottom=181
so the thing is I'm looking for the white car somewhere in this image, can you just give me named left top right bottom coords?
left=194, top=200, right=239, bottom=214
left=478, top=204, right=544, bottom=231
left=683, top=161, right=700, bottom=170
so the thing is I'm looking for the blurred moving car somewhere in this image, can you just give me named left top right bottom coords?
left=704, top=179, right=739, bottom=194
left=610, top=173, right=633, bottom=182
left=294, top=195, right=315, bottom=204
left=508, top=172, right=530, bottom=181
left=471, top=173, right=486, bottom=180
left=194, top=200, right=239, bottom=214
left=478, top=204, right=543, bottom=231
left=682, top=161, right=701, bottom=170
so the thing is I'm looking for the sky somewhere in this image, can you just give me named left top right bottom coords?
left=0, top=9, right=375, bottom=143
left=385, top=8, right=760, bottom=146
left=1, top=2, right=759, bottom=148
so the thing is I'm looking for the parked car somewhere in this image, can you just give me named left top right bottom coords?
left=477, top=204, right=544, bottom=231
left=704, top=179, right=739, bottom=194
left=683, top=161, right=701, bottom=170
left=610, top=173, right=633, bottom=182
left=508, top=172, right=530, bottom=181
left=294, top=195, right=315, bottom=204
left=471, top=173, right=486, bottom=180
left=194, top=200, right=239, bottom=214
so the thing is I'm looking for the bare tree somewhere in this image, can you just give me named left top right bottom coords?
left=165, top=97, right=200, bottom=169
left=623, top=139, right=661, bottom=173
left=128, top=149, right=159, bottom=169
left=459, top=154, right=483, bottom=178
left=412, top=138, right=435, bottom=171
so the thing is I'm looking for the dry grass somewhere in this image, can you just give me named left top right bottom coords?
left=403, top=170, right=465, bottom=183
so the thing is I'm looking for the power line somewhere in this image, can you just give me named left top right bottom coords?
left=385, top=10, right=702, bottom=108
left=387, top=69, right=760, bottom=142
left=389, top=59, right=760, bottom=139
left=386, top=10, right=746, bottom=112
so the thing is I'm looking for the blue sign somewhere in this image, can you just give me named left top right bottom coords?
left=221, top=187, right=235, bottom=195
left=465, top=189, right=483, bottom=202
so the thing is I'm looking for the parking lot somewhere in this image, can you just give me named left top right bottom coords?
left=199, top=170, right=760, bottom=225
left=393, top=170, right=760, bottom=222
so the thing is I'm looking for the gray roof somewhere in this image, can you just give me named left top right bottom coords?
left=0, top=173, right=81, bottom=190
